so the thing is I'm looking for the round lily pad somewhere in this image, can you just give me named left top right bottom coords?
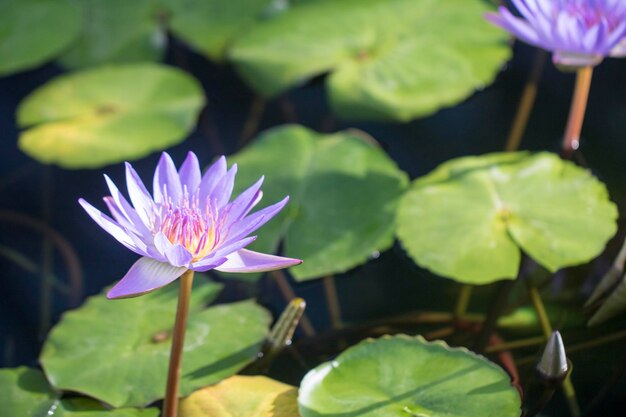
left=58, top=0, right=278, bottom=68
left=40, top=279, right=272, bottom=408
left=227, top=125, right=409, bottom=281
left=298, top=335, right=521, bottom=417
left=168, top=0, right=275, bottom=62
left=0, top=0, right=81, bottom=76
left=180, top=375, right=298, bottom=417
left=0, top=367, right=158, bottom=417
left=59, top=0, right=169, bottom=69
left=17, top=63, right=205, bottom=169
left=396, top=152, right=618, bottom=284
left=0, top=367, right=57, bottom=417
left=229, top=0, right=510, bottom=122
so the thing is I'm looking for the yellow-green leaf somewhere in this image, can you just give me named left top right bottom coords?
left=17, top=63, right=204, bottom=169
left=180, top=375, right=299, bottom=417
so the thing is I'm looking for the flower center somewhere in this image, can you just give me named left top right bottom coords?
left=562, top=1, right=621, bottom=30
left=155, top=188, right=219, bottom=260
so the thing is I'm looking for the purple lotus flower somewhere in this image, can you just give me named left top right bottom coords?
left=486, top=0, right=626, bottom=67
left=79, top=152, right=302, bottom=299
left=611, top=37, right=626, bottom=56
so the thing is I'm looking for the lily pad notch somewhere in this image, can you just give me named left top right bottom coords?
left=396, top=152, right=618, bottom=284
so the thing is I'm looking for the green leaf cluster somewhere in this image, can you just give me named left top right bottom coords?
left=1, top=278, right=272, bottom=414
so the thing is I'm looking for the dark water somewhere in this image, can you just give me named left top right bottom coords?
left=1, top=38, right=626, bottom=415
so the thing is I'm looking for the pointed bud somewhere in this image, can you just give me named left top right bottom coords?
left=537, top=331, right=569, bottom=381
left=267, top=298, right=306, bottom=352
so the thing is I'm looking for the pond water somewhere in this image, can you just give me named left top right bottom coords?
left=1, top=38, right=626, bottom=416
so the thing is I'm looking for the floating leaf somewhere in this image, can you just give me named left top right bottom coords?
left=0, top=367, right=158, bottom=417
left=298, top=335, right=521, bottom=417
left=17, top=63, right=205, bottom=169
left=229, top=0, right=510, bottom=122
left=227, top=125, right=408, bottom=281
left=0, top=0, right=81, bottom=76
left=0, top=367, right=57, bottom=417
left=498, top=304, right=585, bottom=335
left=59, top=0, right=169, bottom=69
left=58, top=0, right=280, bottom=68
left=50, top=398, right=159, bottom=417
left=180, top=375, right=299, bottom=417
left=396, top=152, right=617, bottom=284
left=169, top=0, right=275, bottom=62
left=41, top=279, right=272, bottom=408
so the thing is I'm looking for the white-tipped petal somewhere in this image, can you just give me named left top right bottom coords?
left=215, top=249, right=302, bottom=273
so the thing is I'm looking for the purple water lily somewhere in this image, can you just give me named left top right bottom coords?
left=487, top=0, right=626, bottom=67
left=611, top=37, right=626, bottom=56
left=79, top=152, right=302, bottom=299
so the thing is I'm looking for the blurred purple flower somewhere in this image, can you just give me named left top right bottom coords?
left=611, top=37, right=626, bottom=56
left=80, top=152, right=301, bottom=299
left=486, top=0, right=626, bottom=67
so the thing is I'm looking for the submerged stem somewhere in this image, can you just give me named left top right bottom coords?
left=323, top=275, right=343, bottom=329
left=453, top=284, right=473, bottom=320
left=39, top=166, right=53, bottom=339
left=505, top=50, right=547, bottom=152
left=162, top=270, right=195, bottom=417
left=473, top=279, right=516, bottom=353
left=562, top=67, right=593, bottom=159
left=270, top=270, right=316, bottom=337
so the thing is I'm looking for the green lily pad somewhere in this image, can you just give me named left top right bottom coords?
left=168, top=0, right=275, bottom=62
left=298, top=335, right=521, bottom=417
left=0, top=367, right=158, bottom=417
left=17, top=63, right=205, bottom=169
left=58, top=0, right=169, bottom=69
left=0, top=0, right=81, bottom=76
left=50, top=398, right=159, bottom=417
left=40, top=279, right=272, bottom=408
left=57, top=0, right=282, bottom=68
left=0, top=367, right=57, bottom=417
left=180, top=375, right=299, bottom=417
left=229, top=0, right=510, bottom=122
left=498, top=304, right=586, bottom=335
left=228, top=125, right=409, bottom=281
left=396, top=152, right=618, bottom=284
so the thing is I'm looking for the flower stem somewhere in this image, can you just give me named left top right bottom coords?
left=162, top=269, right=194, bottom=417
left=238, top=96, right=266, bottom=148
left=485, top=335, right=546, bottom=353
left=504, top=49, right=547, bottom=152
left=39, top=166, right=53, bottom=339
left=453, top=284, right=473, bottom=320
left=527, top=283, right=581, bottom=417
left=473, top=279, right=516, bottom=353
left=562, top=67, right=593, bottom=159
left=517, top=329, right=626, bottom=367
left=323, top=275, right=343, bottom=329
left=270, top=270, right=317, bottom=337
